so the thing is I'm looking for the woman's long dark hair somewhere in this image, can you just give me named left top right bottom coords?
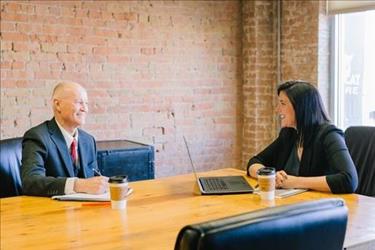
left=277, top=80, right=330, bottom=146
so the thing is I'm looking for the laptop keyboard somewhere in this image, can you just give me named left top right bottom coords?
left=202, top=178, right=229, bottom=191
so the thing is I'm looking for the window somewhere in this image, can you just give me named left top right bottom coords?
left=333, top=10, right=375, bottom=130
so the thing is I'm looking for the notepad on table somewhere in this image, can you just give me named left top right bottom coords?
left=275, top=188, right=307, bottom=198
left=52, top=187, right=133, bottom=201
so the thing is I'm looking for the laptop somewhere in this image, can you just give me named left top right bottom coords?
left=183, top=136, right=254, bottom=195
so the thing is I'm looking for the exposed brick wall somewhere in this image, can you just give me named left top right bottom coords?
left=241, top=0, right=324, bottom=166
left=281, top=0, right=331, bottom=111
left=0, top=1, right=242, bottom=177
left=241, top=0, right=278, bottom=168
left=281, top=0, right=319, bottom=83
left=1, top=0, right=327, bottom=177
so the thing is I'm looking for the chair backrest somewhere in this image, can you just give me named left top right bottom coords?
left=174, top=198, right=348, bottom=250
left=0, top=137, right=23, bottom=198
left=345, top=126, right=375, bottom=197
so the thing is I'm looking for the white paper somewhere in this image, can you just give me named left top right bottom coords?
left=52, top=187, right=133, bottom=201
left=275, top=188, right=307, bottom=198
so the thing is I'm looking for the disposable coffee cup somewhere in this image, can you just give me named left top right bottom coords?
left=109, top=175, right=128, bottom=210
left=257, top=167, right=276, bottom=200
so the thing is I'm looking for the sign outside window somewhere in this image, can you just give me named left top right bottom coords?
left=334, top=10, right=375, bottom=129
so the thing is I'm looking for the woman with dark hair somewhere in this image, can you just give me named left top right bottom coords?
left=247, top=80, right=358, bottom=193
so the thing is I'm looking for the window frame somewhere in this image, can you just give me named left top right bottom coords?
left=330, top=11, right=375, bottom=129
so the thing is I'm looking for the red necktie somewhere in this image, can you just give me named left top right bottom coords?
left=70, top=139, right=77, bottom=165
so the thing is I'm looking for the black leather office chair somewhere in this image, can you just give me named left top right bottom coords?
left=175, top=198, right=348, bottom=250
left=0, top=137, right=155, bottom=198
left=345, top=126, right=375, bottom=197
left=0, top=138, right=23, bottom=198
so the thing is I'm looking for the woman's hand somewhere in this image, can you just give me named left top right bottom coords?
left=276, top=170, right=298, bottom=189
left=275, top=170, right=332, bottom=191
left=276, top=170, right=288, bottom=188
left=248, top=164, right=265, bottom=178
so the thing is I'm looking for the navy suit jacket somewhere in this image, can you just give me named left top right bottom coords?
left=21, top=118, right=97, bottom=197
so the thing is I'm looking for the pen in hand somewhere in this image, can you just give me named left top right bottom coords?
left=92, top=168, right=102, bottom=176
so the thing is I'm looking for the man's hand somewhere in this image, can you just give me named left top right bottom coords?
left=74, top=176, right=109, bottom=194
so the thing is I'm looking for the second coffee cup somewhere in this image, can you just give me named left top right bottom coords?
left=257, top=167, right=276, bottom=200
left=109, top=175, right=129, bottom=210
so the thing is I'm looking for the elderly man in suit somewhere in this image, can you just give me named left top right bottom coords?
left=21, top=81, right=108, bottom=197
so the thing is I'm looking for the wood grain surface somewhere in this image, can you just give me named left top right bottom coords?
left=1, top=168, right=374, bottom=250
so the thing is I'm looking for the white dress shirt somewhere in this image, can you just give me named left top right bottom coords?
left=55, top=120, right=79, bottom=194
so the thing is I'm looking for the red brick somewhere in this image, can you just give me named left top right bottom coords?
left=60, top=72, right=87, bottom=82
left=34, top=71, right=61, bottom=80
left=35, top=5, right=50, bottom=15
left=15, top=80, right=29, bottom=87
left=2, top=2, right=21, bottom=12
left=94, top=28, right=118, bottom=38
left=82, top=18, right=107, bottom=27
left=113, top=12, right=137, bottom=22
left=56, top=53, right=82, bottom=62
left=12, top=42, right=29, bottom=52
left=92, top=47, right=116, bottom=55
left=88, top=10, right=102, bottom=19
left=1, top=12, right=28, bottom=22
left=19, top=4, right=36, bottom=15
left=107, top=55, right=130, bottom=64
left=41, top=43, right=67, bottom=53
left=0, top=22, right=16, bottom=32
left=0, top=79, right=16, bottom=88
left=59, top=17, right=83, bottom=26
left=11, top=61, right=25, bottom=70
left=42, top=25, right=63, bottom=35
left=1, top=32, right=29, bottom=42
left=16, top=23, right=37, bottom=33
left=0, top=40, right=12, bottom=51
left=31, top=35, right=58, bottom=43
left=86, top=55, right=106, bottom=63
left=82, top=36, right=106, bottom=46
left=1, top=61, right=12, bottom=69
left=140, top=48, right=157, bottom=55
left=48, top=6, right=61, bottom=16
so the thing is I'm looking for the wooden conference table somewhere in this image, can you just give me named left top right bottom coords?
left=1, top=168, right=375, bottom=250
